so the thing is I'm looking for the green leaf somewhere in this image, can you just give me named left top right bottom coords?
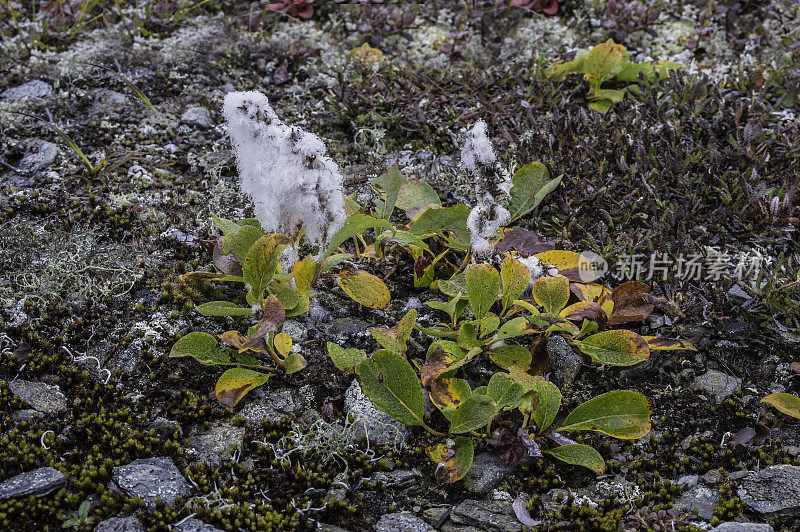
left=589, top=98, right=613, bottom=113
left=762, top=393, right=800, bottom=420
left=496, top=316, right=541, bottom=341
left=456, top=321, right=481, bottom=350
left=321, top=253, right=353, bottom=274
left=284, top=353, right=307, bottom=375
left=429, top=377, right=472, bottom=413
left=507, top=162, right=562, bottom=223
left=338, top=269, right=391, bottom=309
left=547, top=444, right=605, bottom=474
left=500, top=256, right=531, bottom=314
left=532, top=276, right=570, bottom=314
left=486, top=372, right=525, bottom=411
left=584, top=39, right=628, bottom=82
left=170, top=332, right=232, bottom=365
left=397, top=178, right=441, bottom=219
left=426, top=436, right=474, bottom=483
left=409, top=204, right=471, bottom=251
left=421, top=341, right=479, bottom=387
left=427, top=294, right=468, bottom=328
left=372, top=164, right=405, bottom=219
left=546, top=48, right=589, bottom=78
left=579, top=330, right=650, bottom=366
left=196, top=301, right=254, bottom=317
left=215, top=368, right=270, bottom=408
left=293, top=256, right=317, bottom=295
left=324, top=214, right=392, bottom=260
left=489, top=344, right=532, bottom=369
left=244, top=234, right=290, bottom=302
left=327, top=342, right=367, bottom=373
left=375, top=229, right=431, bottom=259
left=530, top=377, right=562, bottom=433
left=593, top=88, right=625, bottom=103
left=443, top=395, right=498, bottom=434
left=370, top=309, right=417, bottom=353
left=466, top=264, right=501, bottom=320
left=220, top=224, right=263, bottom=264
left=558, top=390, right=652, bottom=439
left=356, top=350, right=425, bottom=426
left=211, top=213, right=241, bottom=236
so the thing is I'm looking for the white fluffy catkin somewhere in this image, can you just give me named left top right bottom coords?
left=461, top=120, right=512, bottom=254
left=222, top=91, right=346, bottom=251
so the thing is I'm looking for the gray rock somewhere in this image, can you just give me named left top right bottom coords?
left=185, top=422, right=245, bottom=466
left=11, top=409, right=39, bottom=423
left=181, top=106, right=213, bottom=128
left=738, top=464, right=800, bottom=517
left=2, top=80, right=53, bottom=102
left=443, top=499, right=521, bottom=532
left=422, top=507, right=450, bottom=527
left=94, top=516, right=147, bottom=532
left=107, top=344, right=142, bottom=376
left=172, top=517, right=224, bottom=531
left=282, top=319, right=309, bottom=342
left=343, top=380, right=408, bottom=447
left=710, top=523, right=774, bottom=532
left=547, top=335, right=582, bottom=387
left=727, top=283, right=752, bottom=304
left=375, top=512, right=433, bottom=532
left=328, top=318, right=372, bottom=338
left=110, top=457, right=191, bottom=508
left=19, top=139, right=59, bottom=173
left=91, top=89, right=128, bottom=115
left=240, top=387, right=302, bottom=425
left=677, top=474, right=699, bottom=488
left=675, top=485, right=720, bottom=520
left=463, top=453, right=512, bottom=495
left=8, top=379, right=68, bottom=414
left=0, top=466, right=66, bottom=499
left=317, top=524, right=351, bottom=532
left=693, top=370, right=741, bottom=402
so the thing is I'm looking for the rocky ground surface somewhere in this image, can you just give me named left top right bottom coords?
left=1, top=2, right=799, bottom=531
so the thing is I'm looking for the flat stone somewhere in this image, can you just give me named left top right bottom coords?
left=738, top=464, right=800, bottom=517
left=0, top=467, right=65, bottom=499
left=463, top=453, right=513, bottom=495
left=181, top=106, right=213, bottom=128
left=18, top=139, right=59, bottom=175
left=172, top=517, right=224, bottom=531
left=547, top=335, right=582, bottom=387
left=185, top=422, right=245, bottom=466
left=239, top=387, right=302, bottom=425
left=375, top=512, right=433, bottom=532
left=675, top=485, right=719, bottom=519
left=11, top=409, right=39, bottom=423
left=91, top=89, right=128, bottom=115
left=95, top=516, right=147, bottom=532
left=693, top=370, right=741, bottom=402
left=2, top=80, right=53, bottom=102
left=422, top=507, right=450, bottom=527
left=110, top=457, right=191, bottom=508
left=343, top=380, right=408, bottom=447
left=444, top=499, right=521, bottom=532
left=726, top=284, right=752, bottom=304
left=8, top=380, right=68, bottom=414
left=710, top=523, right=774, bottom=532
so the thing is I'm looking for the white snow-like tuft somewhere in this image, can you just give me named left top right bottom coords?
left=461, top=120, right=512, bottom=255
left=222, top=91, right=346, bottom=253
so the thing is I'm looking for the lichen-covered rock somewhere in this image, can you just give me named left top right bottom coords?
left=442, top=499, right=522, bottom=532
left=8, top=380, right=68, bottom=414
left=239, top=387, right=302, bottom=426
left=547, top=334, right=582, bottom=388
left=110, top=457, right=191, bottom=508
left=738, top=465, right=800, bottom=517
left=172, top=517, right=224, bottom=532
left=463, top=453, right=513, bottom=495
left=185, top=421, right=245, bottom=466
left=710, top=523, right=774, bottom=532
left=94, top=516, right=147, bottom=532
left=343, top=380, right=408, bottom=447
left=0, top=467, right=66, bottom=499
left=375, top=512, right=433, bottom=532
left=675, top=485, right=720, bottom=520
left=1, top=79, right=53, bottom=102
left=693, top=370, right=741, bottom=402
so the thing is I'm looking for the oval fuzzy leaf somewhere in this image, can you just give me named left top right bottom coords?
left=338, top=270, right=391, bottom=309
left=324, top=214, right=392, bottom=259
left=535, top=251, right=593, bottom=282
left=579, top=329, right=650, bottom=366
left=215, top=368, right=270, bottom=408
left=608, top=281, right=654, bottom=325
left=273, top=332, right=292, bottom=358
left=427, top=436, right=474, bottom=484
left=409, top=203, right=472, bottom=251
left=170, top=332, right=231, bottom=365
left=507, top=162, right=562, bottom=223
left=421, top=341, right=469, bottom=387
left=370, top=309, right=417, bottom=353
left=558, top=390, right=652, bottom=439
left=293, top=256, right=317, bottom=295
left=219, top=224, right=263, bottom=265
left=584, top=39, right=627, bottom=81
left=196, top=301, right=254, bottom=317
left=465, top=264, right=501, bottom=320
left=327, top=342, right=367, bottom=373
left=372, top=164, right=405, bottom=220
left=283, top=352, right=307, bottom=375
left=443, top=394, right=498, bottom=434
left=489, top=344, right=532, bottom=370
left=559, top=301, right=607, bottom=327
left=530, top=377, right=562, bottom=433
left=501, top=256, right=531, bottom=314
left=546, top=444, right=605, bottom=474
left=397, top=178, right=441, bottom=219
left=532, top=276, right=570, bottom=314
left=496, top=316, right=542, bottom=341
left=429, top=377, right=473, bottom=412
left=762, top=393, right=800, bottom=420
left=487, top=372, right=525, bottom=411
left=356, top=350, right=425, bottom=426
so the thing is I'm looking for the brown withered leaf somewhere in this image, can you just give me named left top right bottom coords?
left=607, top=281, right=654, bottom=325
left=494, top=227, right=556, bottom=255
left=213, top=240, right=243, bottom=276
left=528, top=337, right=550, bottom=377
left=240, top=294, right=285, bottom=350
left=487, top=427, right=526, bottom=465
left=560, top=301, right=608, bottom=328
left=791, top=362, right=800, bottom=375
left=218, top=331, right=247, bottom=349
